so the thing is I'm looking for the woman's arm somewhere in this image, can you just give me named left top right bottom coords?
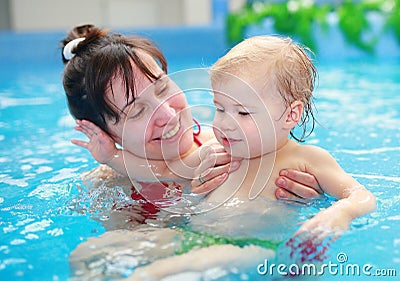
left=72, top=119, right=239, bottom=185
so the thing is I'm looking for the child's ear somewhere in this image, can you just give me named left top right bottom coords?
left=284, top=100, right=303, bottom=129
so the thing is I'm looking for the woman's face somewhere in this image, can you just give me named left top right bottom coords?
left=106, top=58, right=194, bottom=161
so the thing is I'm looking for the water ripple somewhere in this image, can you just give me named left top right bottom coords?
left=336, top=147, right=400, bottom=155
left=349, top=173, right=400, bottom=183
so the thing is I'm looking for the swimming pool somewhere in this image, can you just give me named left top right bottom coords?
left=0, top=29, right=399, bottom=280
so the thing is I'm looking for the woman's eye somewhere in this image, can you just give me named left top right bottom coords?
left=129, top=106, right=144, bottom=119
left=158, top=85, right=167, bottom=96
left=156, top=80, right=169, bottom=96
left=216, top=107, right=224, bottom=113
left=239, top=111, right=250, bottom=116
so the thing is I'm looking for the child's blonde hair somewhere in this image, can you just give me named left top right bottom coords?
left=210, top=35, right=317, bottom=142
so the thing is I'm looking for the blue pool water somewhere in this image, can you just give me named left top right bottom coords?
left=0, top=30, right=399, bottom=280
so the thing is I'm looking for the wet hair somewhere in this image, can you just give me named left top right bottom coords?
left=61, top=24, right=167, bottom=135
left=210, top=35, right=317, bottom=142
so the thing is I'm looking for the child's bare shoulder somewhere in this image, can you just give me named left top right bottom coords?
left=299, top=144, right=329, bottom=153
left=296, top=144, right=334, bottom=162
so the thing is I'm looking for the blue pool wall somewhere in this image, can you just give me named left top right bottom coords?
left=0, top=26, right=227, bottom=68
left=0, top=16, right=399, bottom=68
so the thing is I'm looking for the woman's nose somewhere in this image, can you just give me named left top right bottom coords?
left=153, top=100, right=176, bottom=127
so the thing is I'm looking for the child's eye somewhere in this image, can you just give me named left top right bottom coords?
left=238, top=111, right=250, bottom=116
left=215, top=107, right=225, bottom=113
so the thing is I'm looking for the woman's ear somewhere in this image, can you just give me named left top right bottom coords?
left=284, top=100, right=303, bottom=129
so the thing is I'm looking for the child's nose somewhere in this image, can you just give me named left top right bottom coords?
left=216, top=113, right=236, bottom=131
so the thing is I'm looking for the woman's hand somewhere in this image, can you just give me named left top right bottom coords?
left=72, top=119, right=119, bottom=164
left=191, top=145, right=240, bottom=195
left=275, top=169, right=324, bottom=204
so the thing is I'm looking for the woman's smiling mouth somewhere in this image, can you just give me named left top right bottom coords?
left=160, top=121, right=181, bottom=140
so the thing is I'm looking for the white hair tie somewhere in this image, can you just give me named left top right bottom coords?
left=63, top=37, right=86, bottom=60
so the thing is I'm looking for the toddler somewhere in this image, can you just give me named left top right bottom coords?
left=203, top=35, right=376, bottom=236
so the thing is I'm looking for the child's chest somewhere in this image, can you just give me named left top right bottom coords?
left=226, top=153, right=306, bottom=200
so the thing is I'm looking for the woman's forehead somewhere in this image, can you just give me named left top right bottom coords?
left=108, top=59, right=163, bottom=102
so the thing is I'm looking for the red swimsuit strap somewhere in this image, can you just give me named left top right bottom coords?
left=192, top=118, right=203, bottom=147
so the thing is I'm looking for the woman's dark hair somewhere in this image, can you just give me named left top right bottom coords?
left=61, top=24, right=167, bottom=135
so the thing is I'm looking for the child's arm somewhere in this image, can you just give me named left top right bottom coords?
left=296, top=146, right=376, bottom=235
left=72, top=120, right=173, bottom=180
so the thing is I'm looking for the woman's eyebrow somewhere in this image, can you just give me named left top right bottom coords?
left=232, top=103, right=257, bottom=109
left=155, top=73, right=166, bottom=81
left=153, top=74, right=168, bottom=87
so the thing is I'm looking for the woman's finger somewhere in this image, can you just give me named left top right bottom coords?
left=192, top=161, right=240, bottom=187
left=79, top=120, right=99, bottom=137
left=199, top=145, right=232, bottom=166
left=71, top=139, right=88, bottom=148
left=279, top=169, right=323, bottom=192
left=77, top=119, right=102, bottom=137
left=206, top=145, right=226, bottom=154
left=212, top=152, right=233, bottom=166
left=191, top=172, right=228, bottom=195
left=275, top=189, right=325, bottom=205
left=75, top=122, right=93, bottom=138
left=275, top=174, right=324, bottom=201
left=75, top=126, right=95, bottom=140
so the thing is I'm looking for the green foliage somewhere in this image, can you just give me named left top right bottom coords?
left=385, top=0, right=400, bottom=43
left=337, top=0, right=380, bottom=52
left=226, top=0, right=399, bottom=53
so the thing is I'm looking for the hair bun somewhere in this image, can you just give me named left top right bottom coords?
left=61, top=24, right=97, bottom=63
left=72, top=24, right=95, bottom=38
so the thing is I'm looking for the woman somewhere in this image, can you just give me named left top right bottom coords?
left=61, top=24, right=322, bottom=209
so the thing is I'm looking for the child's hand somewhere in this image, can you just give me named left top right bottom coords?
left=191, top=145, right=241, bottom=195
left=286, top=207, right=350, bottom=263
left=72, top=119, right=119, bottom=164
left=295, top=204, right=353, bottom=240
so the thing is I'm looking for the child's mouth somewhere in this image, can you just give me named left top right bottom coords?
left=221, top=137, right=240, bottom=147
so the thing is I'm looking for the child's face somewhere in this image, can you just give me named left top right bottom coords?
left=212, top=74, right=286, bottom=159
left=106, top=58, right=194, bottom=161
